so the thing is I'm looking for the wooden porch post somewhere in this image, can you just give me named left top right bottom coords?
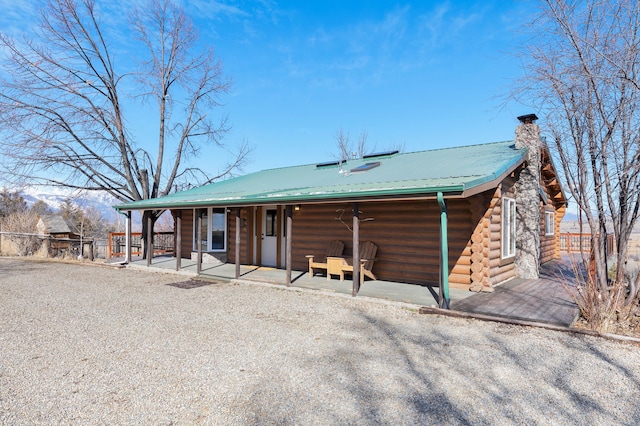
left=175, top=211, right=182, bottom=271
left=285, top=205, right=293, bottom=286
left=235, top=208, right=241, bottom=279
left=146, top=212, right=152, bottom=267
left=255, top=207, right=263, bottom=265
left=125, top=211, right=132, bottom=264
left=352, top=203, right=360, bottom=296
left=197, top=208, right=203, bottom=275
left=276, top=205, right=283, bottom=268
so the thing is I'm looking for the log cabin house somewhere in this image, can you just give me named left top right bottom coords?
left=115, top=115, right=566, bottom=306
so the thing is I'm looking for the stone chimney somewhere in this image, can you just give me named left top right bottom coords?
left=514, top=113, right=541, bottom=279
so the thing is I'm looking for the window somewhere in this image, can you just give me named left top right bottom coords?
left=265, top=209, right=277, bottom=237
left=211, top=208, right=226, bottom=250
left=199, top=210, right=209, bottom=251
left=193, top=207, right=227, bottom=252
left=502, top=197, right=516, bottom=259
left=545, top=211, right=555, bottom=236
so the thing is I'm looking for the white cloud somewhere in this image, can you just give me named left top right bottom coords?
left=0, top=0, right=39, bottom=36
left=417, top=1, right=489, bottom=49
left=187, top=0, right=251, bottom=20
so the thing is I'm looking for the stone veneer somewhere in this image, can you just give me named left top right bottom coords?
left=514, top=115, right=541, bottom=279
left=191, top=252, right=228, bottom=264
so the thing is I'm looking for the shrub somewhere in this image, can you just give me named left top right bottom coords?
left=2, top=210, right=42, bottom=256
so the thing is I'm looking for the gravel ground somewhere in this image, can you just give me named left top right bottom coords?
left=1, top=258, right=639, bottom=425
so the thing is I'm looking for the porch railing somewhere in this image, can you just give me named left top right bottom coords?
left=559, top=233, right=615, bottom=256
left=107, top=231, right=175, bottom=258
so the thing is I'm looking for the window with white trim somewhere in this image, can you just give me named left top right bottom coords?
left=193, top=207, right=227, bottom=252
left=545, top=211, right=555, bottom=236
left=502, top=197, right=516, bottom=259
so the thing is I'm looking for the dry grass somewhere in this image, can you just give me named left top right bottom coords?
left=559, top=237, right=640, bottom=336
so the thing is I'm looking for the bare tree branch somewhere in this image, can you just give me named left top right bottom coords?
left=0, top=0, right=247, bottom=200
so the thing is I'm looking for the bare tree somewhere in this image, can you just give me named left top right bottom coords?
left=516, top=0, right=640, bottom=328
left=357, top=131, right=368, bottom=159
left=0, top=188, right=28, bottom=218
left=334, top=127, right=352, bottom=161
left=0, top=0, right=251, bottom=257
left=333, top=128, right=403, bottom=160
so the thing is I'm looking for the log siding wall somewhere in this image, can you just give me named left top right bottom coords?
left=539, top=183, right=565, bottom=264
left=539, top=210, right=555, bottom=264
left=289, top=200, right=474, bottom=286
left=468, top=186, right=504, bottom=291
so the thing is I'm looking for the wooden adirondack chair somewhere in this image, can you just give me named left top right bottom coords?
left=306, top=240, right=345, bottom=277
left=338, top=241, right=378, bottom=285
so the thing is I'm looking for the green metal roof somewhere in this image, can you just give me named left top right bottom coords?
left=115, top=140, right=526, bottom=211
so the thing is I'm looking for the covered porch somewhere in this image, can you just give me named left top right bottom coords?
left=121, top=195, right=457, bottom=308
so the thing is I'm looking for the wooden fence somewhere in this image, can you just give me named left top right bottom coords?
left=559, top=233, right=615, bottom=256
left=107, top=232, right=175, bottom=258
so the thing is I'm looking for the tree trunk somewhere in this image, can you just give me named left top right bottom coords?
left=141, top=210, right=159, bottom=260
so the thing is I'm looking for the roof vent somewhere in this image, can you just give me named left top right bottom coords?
left=363, top=150, right=399, bottom=159
left=350, top=161, right=381, bottom=173
left=316, top=160, right=341, bottom=168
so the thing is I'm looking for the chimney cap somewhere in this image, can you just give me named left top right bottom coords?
left=517, top=113, right=538, bottom=124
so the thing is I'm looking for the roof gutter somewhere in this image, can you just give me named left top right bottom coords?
left=113, top=185, right=467, bottom=212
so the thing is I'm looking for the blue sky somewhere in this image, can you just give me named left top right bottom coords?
left=196, top=0, right=532, bottom=174
left=0, top=0, right=533, bottom=178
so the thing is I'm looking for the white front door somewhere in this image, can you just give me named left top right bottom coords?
left=261, top=207, right=278, bottom=267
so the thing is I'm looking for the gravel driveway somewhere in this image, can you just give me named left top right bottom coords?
left=1, top=258, right=639, bottom=425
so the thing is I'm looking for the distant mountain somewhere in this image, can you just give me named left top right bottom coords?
left=20, top=186, right=121, bottom=222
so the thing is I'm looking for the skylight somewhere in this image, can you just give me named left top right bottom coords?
left=350, top=161, right=381, bottom=173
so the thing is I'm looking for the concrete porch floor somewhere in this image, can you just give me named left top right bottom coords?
left=122, top=255, right=474, bottom=307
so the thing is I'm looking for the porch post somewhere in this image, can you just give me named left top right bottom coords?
left=125, top=211, right=132, bottom=264
left=285, top=205, right=293, bottom=286
left=147, top=215, right=153, bottom=266
left=197, top=208, right=203, bottom=275
left=235, top=208, right=241, bottom=279
left=146, top=212, right=152, bottom=267
left=437, top=192, right=450, bottom=309
left=175, top=211, right=182, bottom=271
left=352, top=203, right=360, bottom=296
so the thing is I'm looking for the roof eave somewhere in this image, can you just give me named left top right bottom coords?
left=460, top=155, right=525, bottom=198
left=114, top=184, right=468, bottom=212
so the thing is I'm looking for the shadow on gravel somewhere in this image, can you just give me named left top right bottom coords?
left=267, top=308, right=640, bottom=424
left=311, top=312, right=474, bottom=424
